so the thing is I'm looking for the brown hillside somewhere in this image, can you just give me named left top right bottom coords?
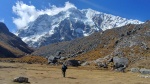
left=0, top=22, right=34, bottom=58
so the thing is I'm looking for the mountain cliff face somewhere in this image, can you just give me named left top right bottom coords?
left=16, top=8, right=143, bottom=47
left=0, top=22, right=33, bottom=58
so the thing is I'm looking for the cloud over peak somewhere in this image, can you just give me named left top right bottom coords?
left=12, top=1, right=76, bottom=29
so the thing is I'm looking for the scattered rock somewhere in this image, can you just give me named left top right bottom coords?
left=131, top=68, right=150, bottom=75
left=60, top=56, right=66, bottom=60
left=81, top=62, right=90, bottom=66
left=13, top=77, right=29, bottom=83
left=97, top=62, right=108, bottom=68
left=140, top=68, right=150, bottom=74
left=130, top=68, right=140, bottom=73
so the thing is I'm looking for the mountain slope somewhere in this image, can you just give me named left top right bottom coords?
left=0, top=22, right=33, bottom=58
left=16, top=8, right=143, bottom=47
left=32, top=21, right=150, bottom=66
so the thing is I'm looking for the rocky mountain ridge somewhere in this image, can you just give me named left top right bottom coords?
left=16, top=8, right=143, bottom=47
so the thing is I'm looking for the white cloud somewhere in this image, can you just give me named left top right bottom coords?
left=0, top=19, right=4, bottom=22
left=79, top=0, right=116, bottom=14
left=12, top=1, right=76, bottom=29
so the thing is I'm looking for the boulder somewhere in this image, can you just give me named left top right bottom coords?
left=130, top=68, right=140, bottom=73
left=140, top=68, right=150, bottom=74
left=65, top=60, right=80, bottom=66
left=113, top=57, right=128, bottom=66
left=13, top=77, right=29, bottom=83
left=48, top=56, right=57, bottom=64
left=97, top=62, right=108, bottom=68
left=112, top=56, right=128, bottom=72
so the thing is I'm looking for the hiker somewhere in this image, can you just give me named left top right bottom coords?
left=61, top=64, right=68, bottom=77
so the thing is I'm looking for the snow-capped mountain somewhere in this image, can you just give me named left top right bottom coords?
left=16, top=8, right=143, bottom=47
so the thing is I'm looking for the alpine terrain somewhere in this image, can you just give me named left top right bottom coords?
left=16, top=7, right=143, bottom=47
left=32, top=21, right=150, bottom=68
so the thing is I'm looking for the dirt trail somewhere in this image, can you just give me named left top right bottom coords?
left=0, top=62, right=149, bottom=84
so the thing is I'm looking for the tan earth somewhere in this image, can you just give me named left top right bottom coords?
left=0, top=62, right=150, bottom=84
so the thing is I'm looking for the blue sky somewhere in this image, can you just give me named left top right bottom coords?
left=0, top=0, right=150, bottom=32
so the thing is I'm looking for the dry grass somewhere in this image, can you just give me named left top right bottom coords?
left=0, top=62, right=150, bottom=84
left=130, top=58, right=150, bottom=69
left=0, top=56, right=47, bottom=64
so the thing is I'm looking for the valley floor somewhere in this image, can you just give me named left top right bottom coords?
left=0, top=62, right=149, bottom=84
